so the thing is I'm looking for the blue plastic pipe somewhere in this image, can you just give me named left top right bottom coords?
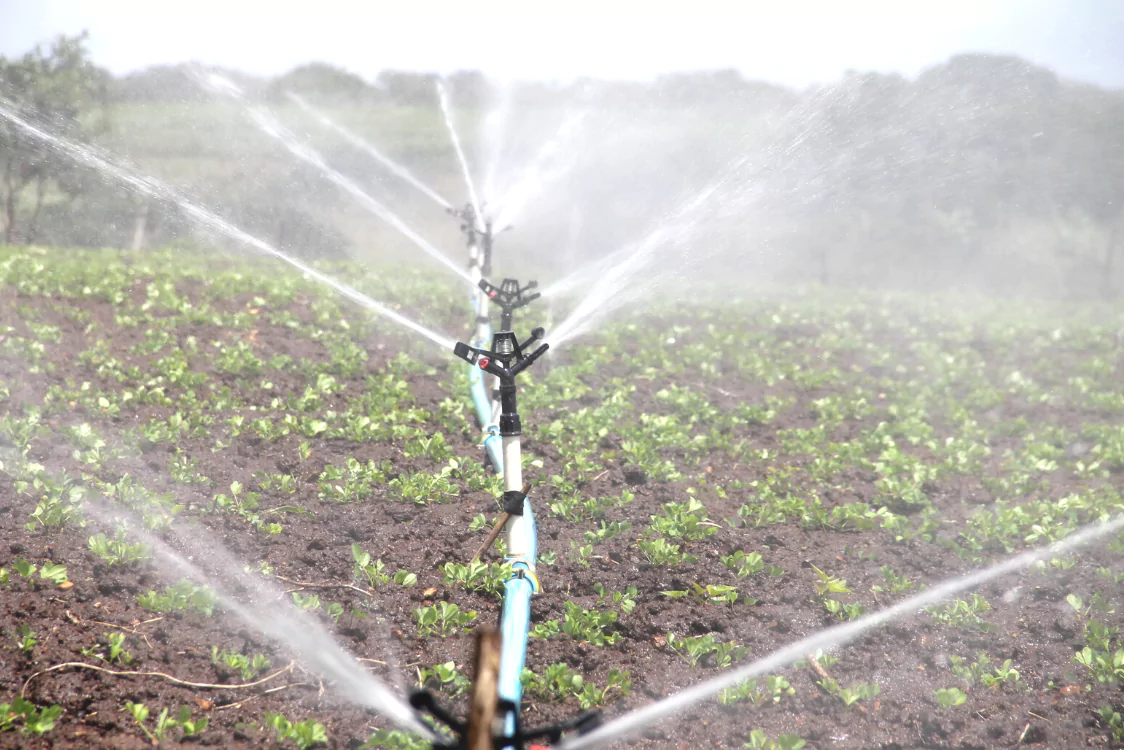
left=499, top=498, right=538, bottom=746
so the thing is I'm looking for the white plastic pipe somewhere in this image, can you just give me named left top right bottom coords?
left=502, top=435, right=527, bottom=557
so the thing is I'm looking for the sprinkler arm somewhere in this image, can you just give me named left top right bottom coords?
left=452, top=328, right=547, bottom=382
left=479, top=278, right=540, bottom=331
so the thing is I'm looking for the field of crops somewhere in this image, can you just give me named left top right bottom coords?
left=2, top=245, right=1124, bottom=749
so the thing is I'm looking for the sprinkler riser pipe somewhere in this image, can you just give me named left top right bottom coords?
left=481, top=221, right=494, bottom=276
left=503, top=436, right=523, bottom=493
left=498, top=381, right=520, bottom=436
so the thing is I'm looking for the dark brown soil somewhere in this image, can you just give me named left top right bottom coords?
left=1, top=253, right=1123, bottom=749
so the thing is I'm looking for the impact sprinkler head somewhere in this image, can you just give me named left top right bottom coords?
left=453, top=327, right=547, bottom=378
left=453, top=326, right=547, bottom=437
left=479, top=277, right=540, bottom=331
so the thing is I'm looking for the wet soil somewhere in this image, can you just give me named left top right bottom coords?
left=1, top=272, right=1123, bottom=750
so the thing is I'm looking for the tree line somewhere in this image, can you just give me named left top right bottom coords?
left=1, top=33, right=1123, bottom=298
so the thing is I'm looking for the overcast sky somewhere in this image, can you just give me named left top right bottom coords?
left=2, top=0, right=1123, bottom=89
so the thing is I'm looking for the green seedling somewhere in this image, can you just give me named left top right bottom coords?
left=0, top=697, right=63, bottom=736
left=521, top=663, right=632, bottom=708
left=666, top=633, right=748, bottom=668
left=593, top=583, right=638, bottom=614
left=291, top=592, right=321, bottom=612
left=88, top=530, right=151, bottom=566
left=84, top=632, right=133, bottom=665
left=721, top=550, right=764, bottom=578
left=263, top=712, right=328, bottom=749
left=818, top=679, right=880, bottom=710
left=663, top=582, right=740, bottom=605
left=12, top=624, right=37, bottom=655
left=414, top=602, right=477, bottom=638
left=743, top=729, right=806, bottom=750
left=137, top=579, right=218, bottom=616
left=1098, top=706, right=1124, bottom=742
left=934, top=687, right=967, bottom=709
left=362, top=729, right=432, bottom=749
left=212, top=647, right=272, bottom=681
left=718, top=676, right=795, bottom=706
left=443, top=560, right=511, bottom=597
left=417, top=661, right=471, bottom=697
left=650, top=498, right=718, bottom=541
left=926, top=594, right=993, bottom=632
left=949, top=652, right=1021, bottom=688
left=638, top=538, right=695, bottom=566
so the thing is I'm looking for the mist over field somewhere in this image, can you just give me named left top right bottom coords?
left=3, top=31, right=1123, bottom=300
left=2, top=9, right=1124, bottom=750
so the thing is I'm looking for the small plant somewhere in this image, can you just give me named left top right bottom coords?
left=934, top=687, right=968, bottom=710
left=584, top=520, right=632, bottom=545
left=88, top=530, right=151, bottom=566
left=1097, top=705, right=1124, bottom=742
left=722, top=550, right=764, bottom=578
left=137, top=579, right=218, bottom=616
left=1074, top=645, right=1124, bottom=683
left=38, top=562, right=68, bottom=585
left=560, top=602, right=622, bottom=646
left=521, top=664, right=632, bottom=708
left=650, top=498, right=718, bottom=541
left=810, top=564, right=850, bottom=597
left=263, top=712, right=328, bottom=749
left=743, top=729, right=806, bottom=750
left=389, top=468, right=459, bottom=505
left=638, top=538, right=695, bottom=566
left=292, top=592, right=321, bottom=612
left=123, top=702, right=205, bottom=743
left=0, top=697, right=63, bottom=736
left=811, top=564, right=857, bottom=619
left=417, top=661, right=471, bottom=697
left=85, top=632, right=132, bottom=665
left=362, top=729, right=432, bottom=749
left=325, top=601, right=345, bottom=623
left=949, top=652, right=1021, bottom=688
left=666, top=633, right=748, bottom=668
left=819, top=680, right=880, bottom=710
left=571, top=540, right=594, bottom=567
left=212, top=647, right=272, bottom=681
left=352, top=544, right=390, bottom=588
left=663, top=582, right=740, bottom=605
left=593, top=583, right=638, bottom=614
left=927, top=594, right=992, bottom=632
left=873, top=565, right=915, bottom=594
left=719, top=676, right=795, bottom=706
left=12, top=625, right=36, bottom=655
left=414, top=602, right=477, bottom=638
left=443, top=560, right=511, bottom=597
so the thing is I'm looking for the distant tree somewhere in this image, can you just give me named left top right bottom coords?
left=376, top=71, right=441, bottom=106
left=111, top=64, right=202, bottom=103
left=0, top=31, right=109, bottom=244
left=268, top=62, right=376, bottom=102
left=445, top=70, right=489, bottom=108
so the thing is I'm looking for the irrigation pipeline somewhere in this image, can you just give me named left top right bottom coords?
left=452, top=323, right=549, bottom=750
left=460, top=205, right=505, bottom=472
